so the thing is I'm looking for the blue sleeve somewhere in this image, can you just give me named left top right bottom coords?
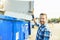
left=43, top=30, right=50, bottom=40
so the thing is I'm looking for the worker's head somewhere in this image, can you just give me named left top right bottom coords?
left=39, top=13, right=47, bottom=25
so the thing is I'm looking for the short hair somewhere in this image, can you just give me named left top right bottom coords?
left=40, top=13, right=47, bottom=18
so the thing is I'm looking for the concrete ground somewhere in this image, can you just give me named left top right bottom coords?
left=28, top=23, right=60, bottom=40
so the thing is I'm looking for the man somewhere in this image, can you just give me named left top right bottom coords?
left=34, top=13, right=51, bottom=40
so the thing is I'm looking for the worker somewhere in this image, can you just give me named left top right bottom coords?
left=34, top=13, right=51, bottom=40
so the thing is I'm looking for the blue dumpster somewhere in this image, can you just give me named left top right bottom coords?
left=0, top=20, right=13, bottom=40
left=25, top=21, right=31, bottom=35
left=23, top=21, right=29, bottom=40
left=13, top=20, right=29, bottom=40
left=28, top=21, right=31, bottom=35
left=0, top=15, right=30, bottom=40
left=13, top=20, right=24, bottom=40
left=0, top=15, right=16, bottom=40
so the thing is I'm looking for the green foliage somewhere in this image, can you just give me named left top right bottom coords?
left=48, top=17, right=60, bottom=23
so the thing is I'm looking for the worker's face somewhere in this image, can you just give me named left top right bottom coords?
left=40, top=15, right=47, bottom=24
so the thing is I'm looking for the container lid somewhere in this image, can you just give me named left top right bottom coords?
left=0, top=15, right=16, bottom=21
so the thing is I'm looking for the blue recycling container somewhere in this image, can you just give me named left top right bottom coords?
left=23, top=21, right=29, bottom=40
left=28, top=21, right=31, bottom=35
left=13, top=20, right=29, bottom=40
left=13, top=20, right=24, bottom=40
left=0, top=15, right=30, bottom=40
left=0, top=20, right=13, bottom=40
left=22, top=20, right=31, bottom=40
left=0, top=15, right=16, bottom=40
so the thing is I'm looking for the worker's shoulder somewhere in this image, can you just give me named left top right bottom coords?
left=45, top=24, right=51, bottom=32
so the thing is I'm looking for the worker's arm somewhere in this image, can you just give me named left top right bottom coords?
left=32, top=9, right=39, bottom=26
left=32, top=14, right=39, bottom=26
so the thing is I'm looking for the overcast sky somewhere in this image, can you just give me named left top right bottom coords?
left=34, top=0, right=60, bottom=19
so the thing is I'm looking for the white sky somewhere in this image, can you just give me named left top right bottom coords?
left=34, top=0, right=60, bottom=19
